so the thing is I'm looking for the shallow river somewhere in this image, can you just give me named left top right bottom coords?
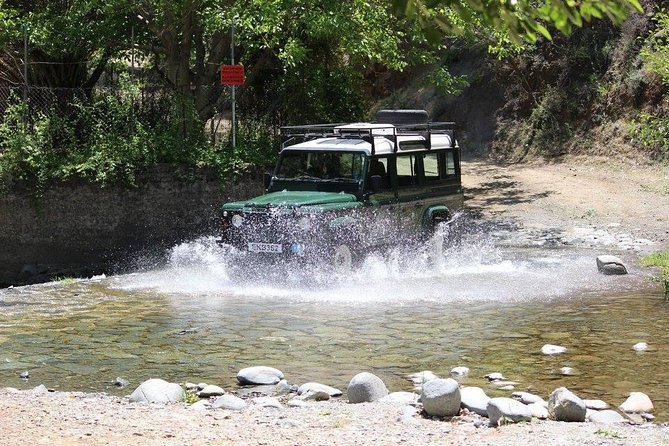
left=1, top=230, right=667, bottom=419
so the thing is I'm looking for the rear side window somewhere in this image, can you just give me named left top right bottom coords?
left=396, top=155, right=417, bottom=186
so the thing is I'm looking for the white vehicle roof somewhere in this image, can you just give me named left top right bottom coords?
left=281, top=123, right=455, bottom=156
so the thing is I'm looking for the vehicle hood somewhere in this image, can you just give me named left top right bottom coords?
left=223, top=191, right=359, bottom=210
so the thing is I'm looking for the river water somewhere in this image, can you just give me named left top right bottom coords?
left=1, top=227, right=667, bottom=419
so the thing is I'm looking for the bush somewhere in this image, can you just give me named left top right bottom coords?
left=641, top=251, right=669, bottom=299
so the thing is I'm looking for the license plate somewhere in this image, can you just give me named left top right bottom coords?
left=248, top=242, right=283, bottom=253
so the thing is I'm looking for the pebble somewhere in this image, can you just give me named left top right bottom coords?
left=287, top=398, right=310, bottom=408
left=113, top=377, right=129, bottom=388
left=450, top=366, right=469, bottom=377
left=559, top=367, right=575, bottom=376
left=296, top=390, right=330, bottom=402
left=199, top=384, right=225, bottom=398
left=511, top=391, right=544, bottom=405
left=484, top=372, right=505, bottom=382
left=19, top=371, right=29, bottom=380
left=252, top=396, right=283, bottom=409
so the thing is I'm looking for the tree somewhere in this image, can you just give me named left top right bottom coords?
left=392, top=0, right=643, bottom=43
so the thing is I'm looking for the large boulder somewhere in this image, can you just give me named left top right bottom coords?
left=596, top=255, right=628, bottom=275
left=347, top=372, right=388, bottom=403
left=548, top=387, right=586, bottom=422
left=487, top=397, right=532, bottom=426
left=460, top=386, right=490, bottom=417
left=128, top=378, right=185, bottom=404
left=236, top=366, right=284, bottom=385
left=619, top=392, right=654, bottom=413
left=421, top=378, right=461, bottom=417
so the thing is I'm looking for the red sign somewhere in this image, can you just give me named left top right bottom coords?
left=221, top=64, right=245, bottom=86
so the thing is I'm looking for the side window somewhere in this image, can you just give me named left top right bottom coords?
left=396, top=155, right=417, bottom=187
left=445, top=151, right=456, bottom=176
left=423, top=153, right=440, bottom=182
left=367, top=156, right=390, bottom=190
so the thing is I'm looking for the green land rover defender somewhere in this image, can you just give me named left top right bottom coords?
left=219, top=110, right=464, bottom=271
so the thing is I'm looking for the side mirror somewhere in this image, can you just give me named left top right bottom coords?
left=263, top=172, right=272, bottom=189
left=370, top=175, right=382, bottom=193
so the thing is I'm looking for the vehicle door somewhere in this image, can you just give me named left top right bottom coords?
left=363, top=155, right=398, bottom=247
left=395, top=153, right=425, bottom=235
left=417, top=149, right=464, bottom=222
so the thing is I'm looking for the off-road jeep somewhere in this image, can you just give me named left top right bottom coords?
left=219, top=110, right=464, bottom=271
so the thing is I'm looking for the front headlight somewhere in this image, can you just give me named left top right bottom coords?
left=231, top=214, right=244, bottom=228
left=298, top=216, right=312, bottom=230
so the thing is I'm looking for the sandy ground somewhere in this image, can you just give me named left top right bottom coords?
left=1, top=158, right=669, bottom=446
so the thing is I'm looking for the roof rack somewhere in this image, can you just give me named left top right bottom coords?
left=280, top=121, right=457, bottom=155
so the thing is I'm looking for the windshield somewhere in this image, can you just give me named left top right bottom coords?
left=276, top=151, right=364, bottom=182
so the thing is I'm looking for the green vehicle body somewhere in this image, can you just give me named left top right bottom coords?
left=219, top=110, right=464, bottom=270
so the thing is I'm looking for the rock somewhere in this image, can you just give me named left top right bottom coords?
left=347, top=372, right=389, bottom=403
left=19, top=371, right=29, bottom=380
left=409, top=371, right=437, bottom=389
left=199, top=384, right=225, bottom=398
left=31, top=384, right=49, bottom=394
left=584, top=399, right=610, bottom=410
left=237, top=366, right=284, bottom=385
left=541, top=344, right=567, bottom=355
left=297, top=382, right=343, bottom=397
left=619, top=392, right=654, bottom=413
left=492, top=381, right=519, bottom=388
left=113, top=377, right=129, bottom=388
left=275, top=379, right=298, bottom=395
left=548, top=387, right=586, bottom=422
left=528, top=402, right=549, bottom=419
left=641, top=413, right=655, bottom=422
left=189, top=400, right=210, bottom=411
left=460, top=386, right=490, bottom=417
left=512, top=391, right=545, bottom=405
left=487, top=397, right=532, bottom=426
left=587, top=409, right=626, bottom=423
left=421, top=378, right=461, bottom=417
left=297, top=390, right=330, bottom=401
left=379, top=391, right=420, bottom=405
left=485, top=372, right=505, bottom=381
left=596, top=255, right=628, bottom=275
left=211, top=394, right=247, bottom=411
left=185, top=382, right=200, bottom=392
left=287, top=398, right=311, bottom=408
left=633, top=342, right=648, bottom=352
left=128, top=378, right=185, bottom=404
left=450, top=366, right=469, bottom=377
left=559, top=367, right=576, bottom=376
left=253, top=396, right=283, bottom=409
left=236, top=380, right=295, bottom=398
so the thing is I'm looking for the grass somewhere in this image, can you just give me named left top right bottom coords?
left=594, top=428, right=624, bottom=438
left=641, top=250, right=669, bottom=299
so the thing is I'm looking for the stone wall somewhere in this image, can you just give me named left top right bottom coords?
left=0, top=165, right=264, bottom=287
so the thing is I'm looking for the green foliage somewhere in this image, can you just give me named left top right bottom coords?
left=183, top=389, right=200, bottom=404
left=425, top=66, right=469, bottom=96
left=640, top=9, right=669, bottom=86
left=641, top=250, right=669, bottom=298
left=630, top=108, right=669, bottom=161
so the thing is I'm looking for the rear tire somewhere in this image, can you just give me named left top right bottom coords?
left=332, top=244, right=354, bottom=273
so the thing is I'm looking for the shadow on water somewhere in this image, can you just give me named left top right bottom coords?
left=0, top=216, right=667, bottom=419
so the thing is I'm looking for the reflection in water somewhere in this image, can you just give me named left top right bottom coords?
left=0, top=233, right=666, bottom=420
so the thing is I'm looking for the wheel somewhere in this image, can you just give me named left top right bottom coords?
left=332, top=244, right=354, bottom=273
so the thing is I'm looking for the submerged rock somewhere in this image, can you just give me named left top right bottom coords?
left=421, top=378, right=461, bottom=417
left=487, top=397, right=532, bottom=426
left=633, top=342, right=648, bottom=352
left=347, top=372, right=388, bottom=403
left=596, top=255, right=628, bottom=275
left=541, top=344, right=567, bottom=355
left=128, top=378, right=185, bottom=404
left=548, top=387, right=586, bottom=422
left=113, top=377, right=129, bottom=388
left=237, top=366, right=284, bottom=385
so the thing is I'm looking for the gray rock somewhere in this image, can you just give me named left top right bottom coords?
left=548, top=387, right=586, bottom=422
left=398, top=405, right=418, bottom=424
left=421, top=378, right=461, bottom=417
left=409, top=371, right=438, bottom=389
left=541, top=344, right=567, bottom=355
left=287, top=398, right=311, bottom=408
left=596, top=255, right=628, bottom=275
left=512, top=391, right=544, bottom=405
left=236, top=380, right=295, bottom=398
left=297, top=390, right=330, bottom=401
left=253, top=396, right=283, bottom=409
left=460, top=386, right=490, bottom=417
left=113, top=377, right=129, bottom=388
left=185, top=382, right=200, bottom=391
left=619, top=392, right=654, bottom=413
left=128, top=378, right=185, bottom=404
left=237, top=366, right=284, bottom=385
left=199, top=384, right=225, bottom=397
left=297, top=382, right=343, bottom=397
left=450, top=366, right=469, bottom=377
left=559, top=367, right=576, bottom=376
left=379, top=391, right=420, bottom=405
left=211, top=394, right=247, bottom=411
left=189, top=400, right=210, bottom=411
left=347, top=372, right=389, bottom=403
left=528, top=402, right=549, bottom=419
left=31, top=384, right=48, bottom=394
left=487, top=397, right=532, bottom=426
left=485, top=372, right=505, bottom=381
left=633, top=342, right=648, bottom=352
left=19, top=371, right=29, bottom=380
left=584, top=399, right=610, bottom=410
left=587, top=409, right=626, bottom=424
